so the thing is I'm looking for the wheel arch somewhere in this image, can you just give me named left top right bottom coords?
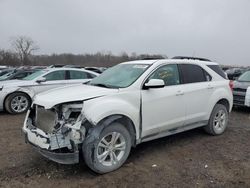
left=216, top=98, right=230, bottom=112
left=87, top=114, right=137, bottom=147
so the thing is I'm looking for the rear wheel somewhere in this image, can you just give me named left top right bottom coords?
left=204, top=104, right=228, bottom=135
left=5, top=92, right=31, bottom=114
left=83, top=122, right=131, bottom=174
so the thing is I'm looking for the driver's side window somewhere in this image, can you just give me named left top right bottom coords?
left=148, top=64, right=180, bottom=86
left=44, top=70, right=66, bottom=81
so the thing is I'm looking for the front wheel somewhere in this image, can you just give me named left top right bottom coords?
left=204, top=104, right=229, bottom=135
left=83, top=122, right=131, bottom=174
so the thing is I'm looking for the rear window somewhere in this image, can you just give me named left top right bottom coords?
left=69, top=70, right=88, bottom=79
left=179, top=64, right=207, bottom=84
left=208, top=65, right=227, bottom=79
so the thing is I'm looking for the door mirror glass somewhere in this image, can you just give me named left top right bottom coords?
left=36, top=77, right=46, bottom=83
left=144, top=79, right=165, bottom=89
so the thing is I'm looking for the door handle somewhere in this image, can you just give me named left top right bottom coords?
left=176, top=91, right=184, bottom=96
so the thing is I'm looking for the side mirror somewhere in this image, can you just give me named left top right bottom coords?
left=144, top=79, right=165, bottom=89
left=36, top=77, right=46, bottom=83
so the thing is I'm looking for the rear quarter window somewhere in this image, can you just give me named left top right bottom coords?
left=208, top=65, right=227, bottom=79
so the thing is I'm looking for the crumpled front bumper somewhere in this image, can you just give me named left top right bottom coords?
left=22, top=121, right=79, bottom=165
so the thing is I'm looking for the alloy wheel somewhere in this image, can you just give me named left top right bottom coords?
left=10, top=96, right=29, bottom=113
left=97, top=132, right=126, bottom=167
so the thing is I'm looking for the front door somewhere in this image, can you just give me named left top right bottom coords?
left=141, top=64, right=185, bottom=138
left=32, top=70, right=68, bottom=94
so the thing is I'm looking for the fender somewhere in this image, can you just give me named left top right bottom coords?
left=84, top=115, right=123, bottom=144
left=16, top=87, right=35, bottom=99
left=83, top=92, right=141, bottom=139
left=3, top=87, right=35, bottom=106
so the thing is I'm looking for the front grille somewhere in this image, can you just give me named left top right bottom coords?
left=233, top=88, right=247, bottom=92
left=233, top=94, right=246, bottom=105
left=35, top=105, right=57, bottom=133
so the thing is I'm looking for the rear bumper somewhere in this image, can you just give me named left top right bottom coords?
left=233, top=91, right=247, bottom=106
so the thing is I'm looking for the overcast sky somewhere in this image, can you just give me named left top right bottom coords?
left=0, top=0, right=250, bottom=65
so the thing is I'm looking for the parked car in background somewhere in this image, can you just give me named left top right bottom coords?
left=23, top=58, right=233, bottom=174
left=232, top=70, right=250, bottom=107
left=0, top=69, right=37, bottom=81
left=85, top=67, right=107, bottom=74
left=0, top=68, right=15, bottom=77
left=226, top=68, right=246, bottom=80
left=30, top=66, right=47, bottom=70
left=0, top=66, right=8, bottom=70
left=0, top=68, right=99, bottom=114
left=63, top=65, right=85, bottom=68
left=48, top=64, right=65, bottom=68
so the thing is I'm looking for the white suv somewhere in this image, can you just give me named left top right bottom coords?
left=23, top=58, right=233, bottom=174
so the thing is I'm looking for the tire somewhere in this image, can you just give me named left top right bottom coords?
left=5, top=92, right=31, bottom=114
left=83, top=122, right=131, bottom=174
left=204, top=104, right=229, bottom=135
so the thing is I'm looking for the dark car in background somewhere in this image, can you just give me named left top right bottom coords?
left=0, top=68, right=15, bottom=77
left=232, top=71, right=250, bottom=107
left=0, top=69, right=37, bottom=81
left=84, top=67, right=107, bottom=74
left=226, top=68, right=246, bottom=80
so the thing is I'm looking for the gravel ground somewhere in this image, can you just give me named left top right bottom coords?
left=0, top=108, right=249, bottom=188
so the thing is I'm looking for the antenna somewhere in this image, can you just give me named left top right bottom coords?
left=192, top=51, right=196, bottom=58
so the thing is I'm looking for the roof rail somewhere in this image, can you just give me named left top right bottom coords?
left=172, top=56, right=211, bottom=62
left=141, top=57, right=165, bottom=60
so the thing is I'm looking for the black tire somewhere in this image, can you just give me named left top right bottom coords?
left=4, top=92, right=31, bottom=114
left=83, top=122, right=131, bottom=174
left=204, top=104, right=228, bottom=135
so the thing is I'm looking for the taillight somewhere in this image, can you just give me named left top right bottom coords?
left=229, top=80, right=234, bottom=91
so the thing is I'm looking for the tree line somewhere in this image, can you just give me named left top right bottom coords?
left=0, top=36, right=166, bottom=67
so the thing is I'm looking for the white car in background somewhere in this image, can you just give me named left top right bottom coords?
left=0, top=68, right=99, bottom=114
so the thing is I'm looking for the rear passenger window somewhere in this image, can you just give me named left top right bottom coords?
left=69, top=70, right=88, bottom=79
left=45, top=70, right=65, bottom=81
left=180, top=64, right=206, bottom=84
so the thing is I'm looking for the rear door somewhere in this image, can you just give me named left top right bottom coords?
left=179, top=64, right=213, bottom=125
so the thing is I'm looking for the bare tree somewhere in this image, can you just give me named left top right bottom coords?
left=11, top=36, right=39, bottom=65
left=0, top=49, right=19, bottom=66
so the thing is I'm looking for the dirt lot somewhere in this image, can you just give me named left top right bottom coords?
left=0, top=108, right=249, bottom=188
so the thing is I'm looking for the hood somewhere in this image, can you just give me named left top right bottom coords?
left=34, top=84, right=119, bottom=109
left=0, top=79, right=33, bottom=88
left=233, top=80, right=250, bottom=89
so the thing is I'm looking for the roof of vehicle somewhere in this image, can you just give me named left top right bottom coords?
left=122, top=59, right=218, bottom=66
left=44, top=67, right=100, bottom=75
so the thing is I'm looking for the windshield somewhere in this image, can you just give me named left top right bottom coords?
left=89, top=64, right=149, bottom=88
left=238, top=71, right=250, bottom=82
left=22, top=70, right=47, bottom=80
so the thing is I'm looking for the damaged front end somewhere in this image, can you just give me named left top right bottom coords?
left=22, top=102, right=91, bottom=164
